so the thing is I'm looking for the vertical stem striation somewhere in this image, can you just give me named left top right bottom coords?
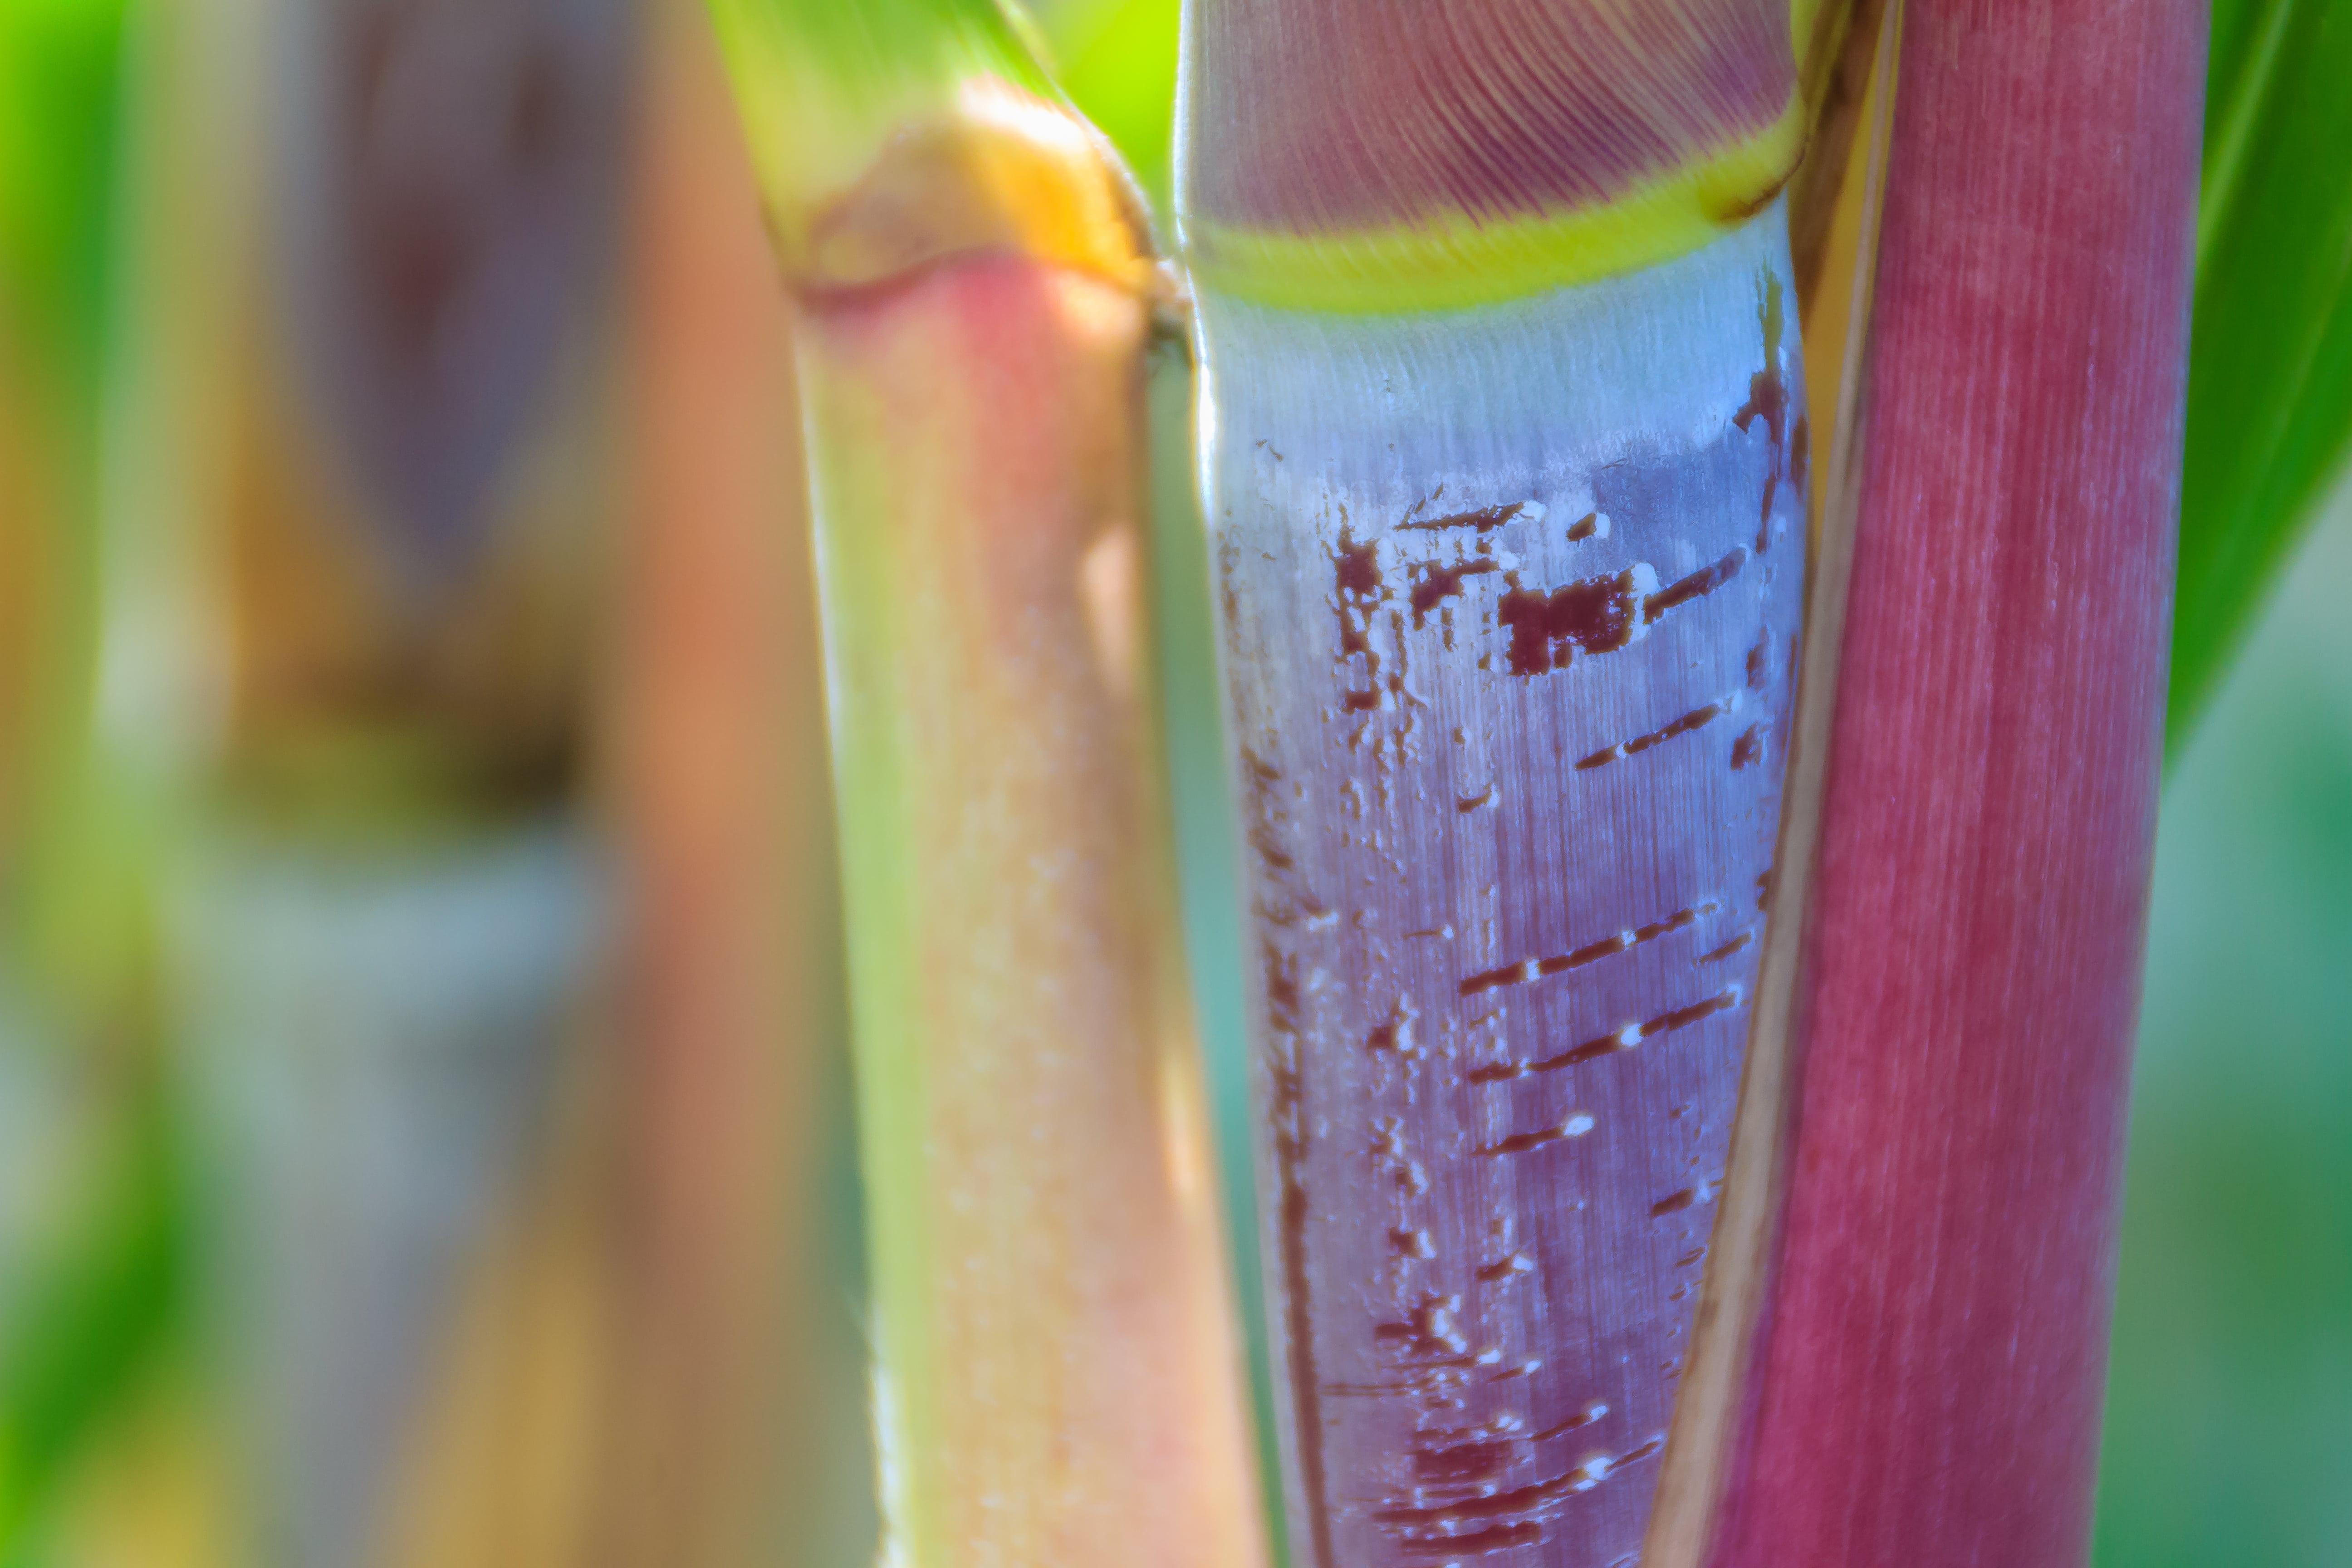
left=1709, top=3, right=2204, bottom=1564
left=1192, top=208, right=1807, bottom=1568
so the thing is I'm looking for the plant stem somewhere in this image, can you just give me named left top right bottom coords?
left=1181, top=4, right=1813, bottom=1562
left=794, top=246, right=1264, bottom=1568
left=707, top=8, right=1267, bottom=1554
left=1705, top=2, right=2204, bottom=1562
left=1192, top=211, right=1806, bottom=1568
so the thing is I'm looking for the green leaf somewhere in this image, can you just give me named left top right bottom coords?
left=2171, top=0, right=2352, bottom=750
left=1037, top=0, right=1181, bottom=213
left=0, top=0, right=129, bottom=373
left=0, top=1107, right=183, bottom=1556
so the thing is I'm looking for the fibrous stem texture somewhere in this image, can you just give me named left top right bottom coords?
left=1709, top=2, right=2204, bottom=1563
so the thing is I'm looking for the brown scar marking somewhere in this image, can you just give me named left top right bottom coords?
left=1409, top=558, right=1501, bottom=624
left=1400, top=500, right=1526, bottom=534
left=1576, top=700, right=1732, bottom=770
left=1470, top=985, right=1744, bottom=1081
left=1643, top=546, right=1749, bottom=622
left=1459, top=902, right=1712, bottom=998
left=1698, top=930, right=1753, bottom=964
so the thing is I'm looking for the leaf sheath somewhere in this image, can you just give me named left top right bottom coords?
left=1708, top=2, right=2204, bottom=1562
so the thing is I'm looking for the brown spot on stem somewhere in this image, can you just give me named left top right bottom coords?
left=1734, top=272, right=1789, bottom=451
left=1365, top=997, right=1420, bottom=1057
left=1409, top=558, right=1501, bottom=625
left=1399, top=501, right=1525, bottom=534
left=1477, top=1250, right=1535, bottom=1283
left=1459, top=903, right=1711, bottom=997
left=1333, top=527, right=1379, bottom=659
left=1651, top=1186, right=1710, bottom=1218
left=1397, top=1521, right=1545, bottom=1557
left=1698, top=931, right=1753, bottom=964
left=1413, top=1439, right=1515, bottom=1486
left=1731, top=723, right=1764, bottom=769
left=1238, top=748, right=1293, bottom=872
left=1470, top=985, right=1743, bottom=1080
left=1643, top=546, right=1749, bottom=622
left=1372, top=1434, right=1664, bottom=1535
left=1498, top=568, right=1648, bottom=675
left=1576, top=700, right=1731, bottom=770
left=1334, top=530, right=1379, bottom=598
left=1479, top=1111, right=1597, bottom=1158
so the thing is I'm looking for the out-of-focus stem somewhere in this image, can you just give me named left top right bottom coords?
left=595, top=5, right=862, bottom=1563
left=106, top=0, right=633, bottom=1561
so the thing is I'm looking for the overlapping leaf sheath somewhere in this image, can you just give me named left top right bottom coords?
left=1182, top=3, right=1809, bottom=1563
left=706, top=6, right=1264, bottom=1562
left=1708, top=4, right=2204, bottom=1565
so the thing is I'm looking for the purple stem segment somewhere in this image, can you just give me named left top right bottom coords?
left=1199, top=215, right=1807, bottom=1568
left=1710, top=2, right=2205, bottom=1564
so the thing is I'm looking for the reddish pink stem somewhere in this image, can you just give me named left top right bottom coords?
left=1711, top=4, right=2204, bottom=1565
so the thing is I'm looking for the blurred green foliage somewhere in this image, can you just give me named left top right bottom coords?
left=0, top=1104, right=183, bottom=1567
left=1036, top=0, right=1181, bottom=216
left=710, top=0, right=1027, bottom=80
left=2096, top=488, right=2352, bottom=1568
left=0, top=0, right=128, bottom=375
left=2, top=5, right=181, bottom=1563
left=2171, top=0, right=2352, bottom=748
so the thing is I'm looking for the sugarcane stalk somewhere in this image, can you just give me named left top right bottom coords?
left=704, top=4, right=1265, bottom=1562
left=1704, top=3, right=2205, bottom=1563
left=1180, top=4, right=1813, bottom=1563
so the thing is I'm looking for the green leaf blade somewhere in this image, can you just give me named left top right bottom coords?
left=2171, top=0, right=2352, bottom=749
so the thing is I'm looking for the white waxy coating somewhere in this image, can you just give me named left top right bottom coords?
left=1196, top=204, right=1804, bottom=1568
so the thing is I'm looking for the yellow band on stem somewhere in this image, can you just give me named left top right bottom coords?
left=1185, top=97, right=1806, bottom=315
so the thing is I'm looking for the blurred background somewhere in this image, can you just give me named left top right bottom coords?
left=1, top=0, right=2346, bottom=1565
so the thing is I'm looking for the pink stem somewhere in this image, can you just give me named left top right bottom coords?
left=1711, top=4, right=2204, bottom=1564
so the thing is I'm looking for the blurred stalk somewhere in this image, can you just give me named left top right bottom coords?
left=703, top=4, right=1265, bottom=1563
left=1180, top=5, right=1814, bottom=1563
left=591, top=5, right=869, bottom=1563
left=98, top=0, right=635, bottom=1560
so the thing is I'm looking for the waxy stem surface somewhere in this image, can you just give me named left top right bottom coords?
left=1191, top=206, right=1808, bottom=1568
